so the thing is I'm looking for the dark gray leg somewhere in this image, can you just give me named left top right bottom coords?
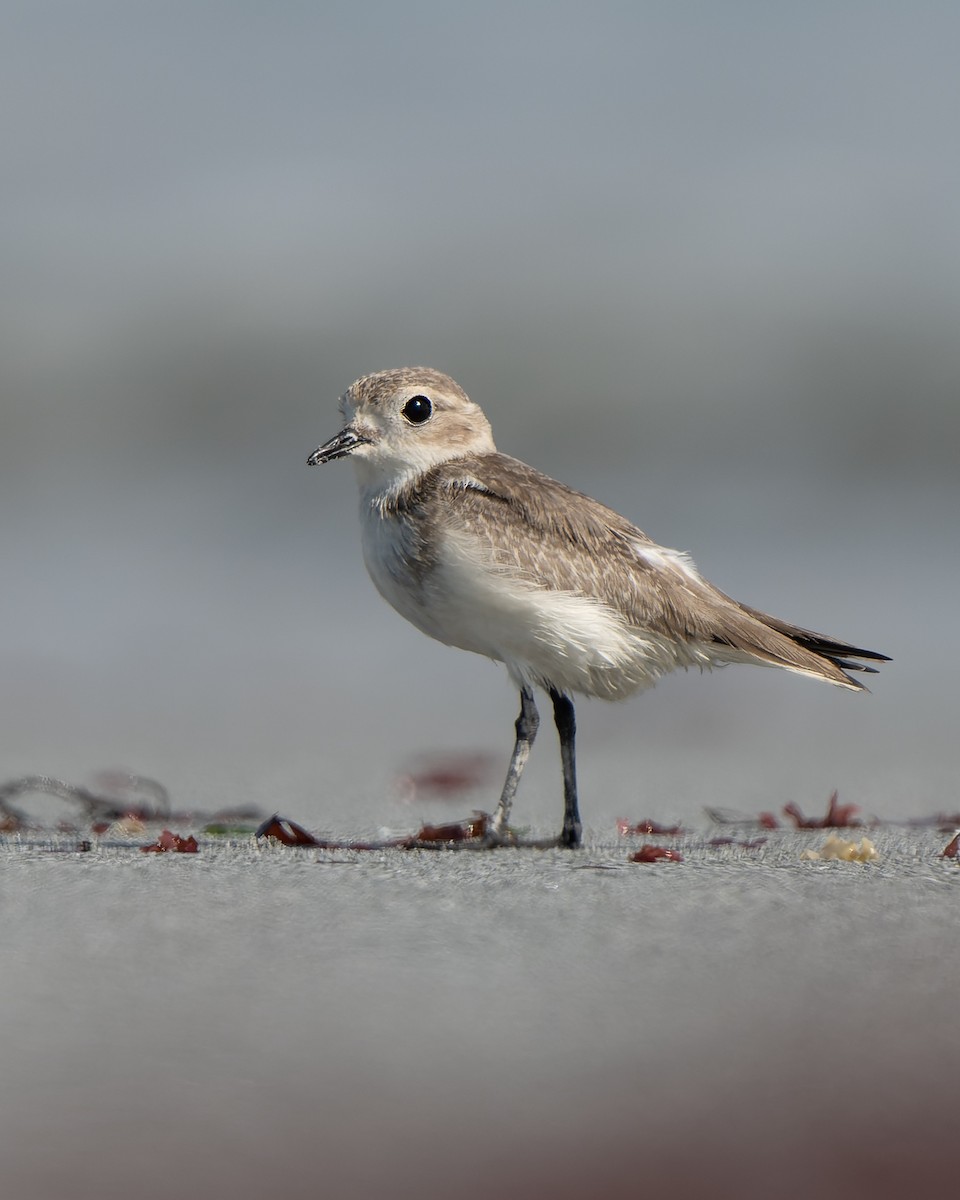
left=551, top=689, right=581, bottom=848
left=491, top=687, right=539, bottom=840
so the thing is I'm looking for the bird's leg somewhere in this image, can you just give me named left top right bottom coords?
left=490, top=687, right=539, bottom=842
left=550, top=689, right=581, bottom=848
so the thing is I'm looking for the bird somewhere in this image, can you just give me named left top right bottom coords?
left=308, top=367, right=888, bottom=848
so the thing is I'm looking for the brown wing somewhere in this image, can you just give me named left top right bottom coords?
left=417, top=454, right=888, bottom=689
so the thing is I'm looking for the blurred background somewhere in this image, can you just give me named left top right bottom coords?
left=2, top=1, right=958, bottom=825
left=3, top=5, right=960, bottom=1198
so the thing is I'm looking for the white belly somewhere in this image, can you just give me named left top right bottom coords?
left=360, top=510, right=710, bottom=699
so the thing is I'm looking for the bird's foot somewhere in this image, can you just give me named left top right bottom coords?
left=483, top=823, right=518, bottom=849
left=558, top=822, right=582, bottom=849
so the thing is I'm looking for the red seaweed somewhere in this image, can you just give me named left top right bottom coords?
left=256, top=811, right=491, bottom=851
left=629, top=845, right=683, bottom=863
left=141, top=830, right=199, bottom=854
left=940, top=832, right=960, bottom=859
left=414, top=813, right=489, bottom=843
left=617, top=818, right=684, bottom=836
left=255, top=814, right=323, bottom=847
left=783, top=791, right=860, bottom=829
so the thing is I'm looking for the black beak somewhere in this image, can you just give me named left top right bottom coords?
left=307, top=427, right=370, bottom=465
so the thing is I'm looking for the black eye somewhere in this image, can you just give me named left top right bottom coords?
left=402, top=394, right=433, bottom=425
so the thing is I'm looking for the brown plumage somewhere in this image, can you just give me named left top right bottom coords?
left=388, top=451, right=886, bottom=691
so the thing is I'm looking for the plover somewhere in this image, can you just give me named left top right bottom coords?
left=309, top=368, right=888, bottom=848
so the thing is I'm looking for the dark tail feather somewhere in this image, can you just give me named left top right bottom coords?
left=740, top=605, right=891, bottom=680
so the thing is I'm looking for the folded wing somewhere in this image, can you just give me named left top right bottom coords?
left=424, top=453, right=889, bottom=691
